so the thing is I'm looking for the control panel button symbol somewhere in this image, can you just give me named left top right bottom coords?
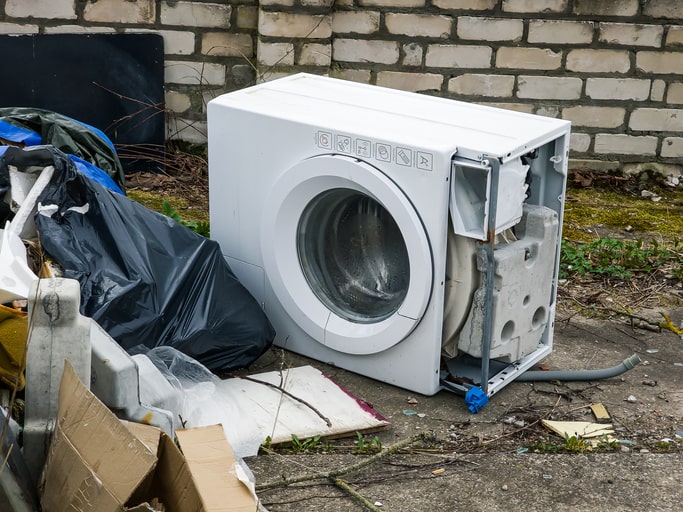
left=317, top=131, right=332, bottom=149
left=376, top=143, right=391, bottom=162
left=416, top=151, right=433, bottom=171
left=355, top=138, right=371, bottom=158
left=336, top=135, right=352, bottom=153
left=396, top=147, right=412, bottom=167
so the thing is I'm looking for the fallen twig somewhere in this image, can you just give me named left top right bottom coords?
left=241, top=375, right=333, bottom=428
left=334, top=478, right=382, bottom=511
left=256, top=432, right=428, bottom=491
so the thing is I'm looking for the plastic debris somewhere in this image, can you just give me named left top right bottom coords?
left=515, top=447, right=529, bottom=454
left=645, top=349, right=659, bottom=354
left=402, top=410, right=418, bottom=416
left=590, top=403, right=611, bottom=421
left=626, top=395, right=638, bottom=403
left=406, top=397, right=419, bottom=405
left=465, top=387, right=489, bottom=414
left=431, top=468, right=445, bottom=476
left=542, top=420, right=615, bottom=440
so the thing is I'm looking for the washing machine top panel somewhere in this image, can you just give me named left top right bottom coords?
left=209, top=73, right=570, bottom=162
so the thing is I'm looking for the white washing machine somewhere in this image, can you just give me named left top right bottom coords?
left=208, top=74, right=571, bottom=397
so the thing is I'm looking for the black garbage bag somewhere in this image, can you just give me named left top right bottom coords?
left=0, top=145, right=274, bottom=372
left=0, top=107, right=125, bottom=190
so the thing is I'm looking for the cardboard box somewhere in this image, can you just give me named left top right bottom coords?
left=40, top=361, right=258, bottom=512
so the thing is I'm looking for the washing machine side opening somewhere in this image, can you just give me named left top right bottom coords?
left=297, top=188, right=410, bottom=324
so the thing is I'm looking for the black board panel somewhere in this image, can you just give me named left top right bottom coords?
left=0, top=33, right=165, bottom=173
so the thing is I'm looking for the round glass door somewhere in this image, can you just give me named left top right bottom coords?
left=298, top=189, right=410, bottom=324
left=261, top=154, right=432, bottom=355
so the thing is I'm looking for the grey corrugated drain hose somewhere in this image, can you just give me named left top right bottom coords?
left=516, top=354, right=642, bottom=382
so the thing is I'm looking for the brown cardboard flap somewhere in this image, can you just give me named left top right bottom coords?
left=41, top=362, right=158, bottom=512
left=175, top=425, right=258, bottom=512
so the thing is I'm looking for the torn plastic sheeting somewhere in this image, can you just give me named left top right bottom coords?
left=0, top=107, right=125, bottom=190
left=138, top=346, right=390, bottom=459
left=0, top=145, right=275, bottom=372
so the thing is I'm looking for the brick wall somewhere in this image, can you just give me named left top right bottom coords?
left=2, top=0, right=683, bottom=178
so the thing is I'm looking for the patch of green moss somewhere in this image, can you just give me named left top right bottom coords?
left=126, top=189, right=209, bottom=225
left=563, top=187, right=683, bottom=245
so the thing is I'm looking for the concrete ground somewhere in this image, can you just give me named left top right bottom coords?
left=244, top=307, right=683, bottom=511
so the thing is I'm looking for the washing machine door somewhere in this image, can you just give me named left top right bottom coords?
left=261, top=154, right=433, bottom=355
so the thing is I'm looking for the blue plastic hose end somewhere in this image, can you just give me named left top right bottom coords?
left=465, top=387, right=489, bottom=414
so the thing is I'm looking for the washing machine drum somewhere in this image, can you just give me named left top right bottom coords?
left=261, top=154, right=433, bottom=355
left=298, top=188, right=410, bottom=324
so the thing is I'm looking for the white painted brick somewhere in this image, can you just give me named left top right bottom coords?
left=403, top=43, right=423, bottom=66
left=623, top=162, right=683, bottom=179
left=573, top=0, right=638, bottom=17
left=6, top=0, right=76, bottom=19
left=502, top=0, right=568, bottom=13
left=167, top=118, right=207, bottom=144
left=333, top=39, right=400, bottom=64
left=259, top=12, right=331, bottom=38
left=585, top=78, right=651, bottom=101
left=299, top=43, right=332, bottom=66
left=568, top=159, right=621, bottom=173
left=202, top=33, right=253, bottom=58
left=479, top=102, right=534, bottom=114
left=528, top=20, right=593, bottom=44
left=666, top=82, right=683, bottom=104
left=161, top=1, right=231, bottom=28
left=359, top=0, right=425, bottom=6
left=651, top=80, right=666, bottom=101
left=165, top=60, right=226, bottom=85
left=126, top=29, right=195, bottom=55
left=667, top=26, right=683, bottom=47
left=570, top=133, right=591, bottom=153
left=376, top=71, right=443, bottom=92
left=535, top=106, right=560, bottom=118
left=0, top=23, right=39, bottom=34
left=637, top=51, right=683, bottom=74
left=257, top=41, right=295, bottom=66
left=643, top=0, right=683, bottom=19
left=46, top=25, right=116, bottom=34
left=599, top=23, right=663, bottom=48
left=566, top=49, right=630, bottom=73
left=594, top=134, right=657, bottom=155
left=332, top=11, right=380, bottom=35
left=448, top=74, right=514, bottom=97
left=425, top=44, right=492, bottom=68
left=517, top=76, right=582, bottom=100
left=165, top=91, right=192, bottom=114
left=496, top=47, right=561, bottom=70
left=630, top=108, right=683, bottom=131
left=433, top=0, right=496, bottom=8
left=257, top=71, right=295, bottom=83
left=331, top=68, right=372, bottom=83
left=386, top=14, right=452, bottom=38
left=562, top=106, right=625, bottom=128
left=457, top=17, right=523, bottom=42
left=84, top=0, right=156, bottom=24
left=237, top=6, right=259, bottom=30
left=661, top=137, right=683, bottom=157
